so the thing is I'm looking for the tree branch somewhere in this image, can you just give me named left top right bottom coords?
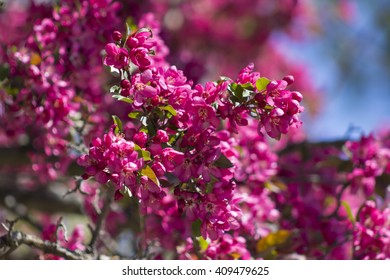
left=0, top=231, right=91, bottom=260
left=87, top=185, right=115, bottom=253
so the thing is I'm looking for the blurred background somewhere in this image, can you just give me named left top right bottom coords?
left=278, top=0, right=390, bottom=141
left=122, top=0, right=390, bottom=141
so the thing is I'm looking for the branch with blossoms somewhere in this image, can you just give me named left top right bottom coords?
left=77, top=21, right=304, bottom=250
left=1, top=0, right=389, bottom=260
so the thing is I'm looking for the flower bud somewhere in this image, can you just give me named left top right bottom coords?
left=134, top=131, right=148, bottom=147
left=112, top=31, right=122, bottom=42
left=283, top=75, right=294, bottom=85
left=120, top=79, right=131, bottom=89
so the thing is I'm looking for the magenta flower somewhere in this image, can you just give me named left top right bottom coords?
left=354, top=201, right=390, bottom=259
left=205, top=234, right=251, bottom=260
left=187, top=97, right=220, bottom=130
left=130, top=70, right=158, bottom=106
left=261, top=108, right=290, bottom=139
left=104, top=43, right=129, bottom=69
left=130, top=47, right=152, bottom=70
left=160, top=148, right=184, bottom=172
left=174, top=156, right=197, bottom=182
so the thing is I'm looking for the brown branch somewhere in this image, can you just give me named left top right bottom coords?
left=0, top=230, right=91, bottom=260
left=277, top=139, right=346, bottom=156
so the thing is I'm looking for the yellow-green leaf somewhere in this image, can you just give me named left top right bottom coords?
left=256, top=230, right=291, bottom=253
left=112, top=95, right=134, bottom=104
left=128, top=111, right=143, bottom=119
left=197, top=236, right=209, bottom=251
left=160, top=105, right=177, bottom=116
left=140, top=165, right=160, bottom=186
left=112, top=115, right=122, bottom=134
left=134, top=144, right=151, bottom=161
left=256, top=77, right=271, bottom=92
left=341, top=200, right=355, bottom=224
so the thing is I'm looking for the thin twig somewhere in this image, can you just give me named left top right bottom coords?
left=322, top=183, right=350, bottom=219
left=63, top=177, right=89, bottom=198
left=87, top=185, right=115, bottom=253
left=2, top=203, right=42, bottom=231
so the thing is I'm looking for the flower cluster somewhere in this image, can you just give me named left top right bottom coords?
left=3, top=0, right=384, bottom=262
left=0, top=0, right=122, bottom=182
left=255, top=77, right=304, bottom=139
left=345, top=134, right=390, bottom=196
left=354, top=201, right=390, bottom=259
left=77, top=18, right=304, bottom=244
left=178, top=234, right=251, bottom=260
left=77, top=129, right=167, bottom=214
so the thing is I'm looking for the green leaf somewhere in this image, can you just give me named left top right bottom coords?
left=214, top=154, right=234, bottom=169
left=191, top=219, right=202, bottom=237
left=146, top=121, right=156, bottom=137
left=5, top=87, right=19, bottom=96
left=233, top=84, right=244, bottom=100
left=197, top=236, right=209, bottom=251
left=140, top=165, right=160, bottom=186
left=256, top=230, right=291, bottom=253
left=264, top=180, right=287, bottom=193
left=134, top=144, right=151, bottom=161
left=112, top=115, right=122, bottom=135
left=110, top=85, right=120, bottom=94
left=240, top=82, right=255, bottom=90
left=160, top=105, right=177, bottom=116
left=128, top=111, right=143, bottom=119
left=112, top=95, right=134, bottom=104
left=0, top=64, right=10, bottom=81
left=125, top=17, right=137, bottom=37
left=228, top=82, right=255, bottom=103
left=341, top=200, right=355, bottom=224
left=256, top=77, right=271, bottom=92
left=229, top=82, right=238, bottom=91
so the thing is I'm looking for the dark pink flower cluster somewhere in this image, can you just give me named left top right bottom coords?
left=354, top=201, right=390, bottom=259
left=235, top=120, right=278, bottom=186
left=77, top=129, right=167, bottom=213
left=143, top=191, right=191, bottom=255
left=345, top=134, right=390, bottom=196
left=178, top=234, right=250, bottom=260
left=254, top=77, right=304, bottom=139
left=276, top=144, right=353, bottom=259
left=4, top=0, right=386, bottom=262
left=83, top=19, right=305, bottom=244
left=105, top=21, right=163, bottom=71
left=0, top=0, right=122, bottom=182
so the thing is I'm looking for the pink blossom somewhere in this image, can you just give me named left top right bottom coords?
left=104, top=43, right=129, bottom=69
